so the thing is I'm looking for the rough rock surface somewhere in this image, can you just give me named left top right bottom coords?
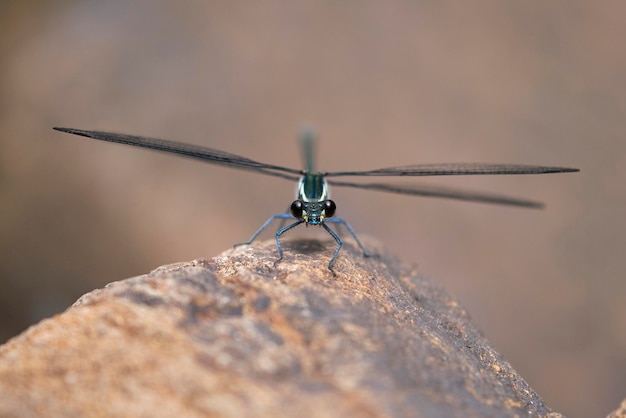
left=608, top=399, right=626, bottom=418
left=0, top=239, right=564, bottom=418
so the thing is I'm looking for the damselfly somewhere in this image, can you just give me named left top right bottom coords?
left=53, top=127, right=578, bottom=274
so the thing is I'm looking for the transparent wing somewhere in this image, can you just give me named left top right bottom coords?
left=53, top=127, right=302, bottom=180
left=328, top=179, right=544, bottom=208
left=326, top=163, right=579, bottom=177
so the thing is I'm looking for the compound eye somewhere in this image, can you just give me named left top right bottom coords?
left=323, top=200, right=336, bottom=218
left=290, top=200, right=304, bottom=218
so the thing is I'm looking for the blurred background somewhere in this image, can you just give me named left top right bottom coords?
left=0, top=1, right=623, bottom=417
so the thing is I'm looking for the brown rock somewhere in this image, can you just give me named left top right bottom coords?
left=608, top=399, right=626, bottom=418
left=0, top=239, right=564, bottom=418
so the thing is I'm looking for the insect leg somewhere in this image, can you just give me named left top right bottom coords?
left=324, top=217, right=373, bottom=258
left=321, top=223, right=342, bottom=275
left=235, top=213, right=296, bottom=247
left=274, top=219, right=305, bottom=265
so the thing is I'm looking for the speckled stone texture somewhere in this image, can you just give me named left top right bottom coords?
left=607, top=399, right=626, bottom=418
left=0, top=239, right=564, bottom=418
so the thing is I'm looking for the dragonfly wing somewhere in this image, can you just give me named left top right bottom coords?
left=53, top=127, right=302, bottom=179
left=328, top=179, right=545, bottom=208
left=326, top=163, right=579, bottom=177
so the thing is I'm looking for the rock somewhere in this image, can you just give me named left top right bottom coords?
left=607, top=399, right=626, bottom=418
left=0, top=239, right=564, bottom=418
